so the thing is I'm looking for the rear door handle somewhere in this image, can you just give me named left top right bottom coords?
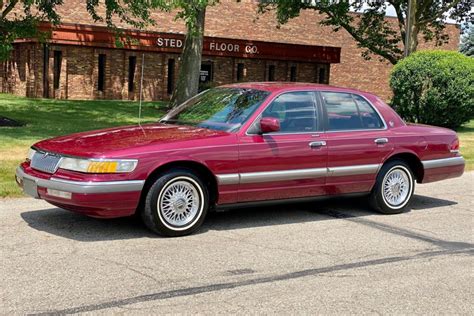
left=309, top=141, right=327, bottom=148
left=374, top=138, right=389, bottom=145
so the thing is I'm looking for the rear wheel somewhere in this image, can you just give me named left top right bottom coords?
left=142, top=169, right=209, bottom=237
left=370, top=160, right=415, bottom=214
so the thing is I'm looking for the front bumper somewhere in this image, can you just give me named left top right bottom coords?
left=16, top=166, right=145, bottom=218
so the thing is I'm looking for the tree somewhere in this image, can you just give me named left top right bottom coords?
left=170, top=1, right=218, bottom=107
left=260, top=0, right=473, bottom=65
left=460, top=24, right=474, bottom=56
left=0, top=0, right=219, bottom=105
left=390, top=50, right=473, bottom=128
left=0, top=0, right=172, bottom=61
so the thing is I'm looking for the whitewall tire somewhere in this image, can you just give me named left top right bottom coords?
left=142, top=169, right=209, bottom=237
left=370, top=160, right=415, bottom=214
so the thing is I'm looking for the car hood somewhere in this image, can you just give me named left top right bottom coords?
left=33, top=123, right=230, bottom=158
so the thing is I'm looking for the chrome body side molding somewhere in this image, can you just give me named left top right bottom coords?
left=217, top=156, right=466, bottom=186
left=16, top=167, right=145, bottom=194
left=216, top=173, right=240, bottom=186
left=421, top=156, right=465, bottom=169
left=327, top=164, right=381, bottom=177
left=216, top=163, right=381, bottom=185
left=240, top=167, right=327, bottom=184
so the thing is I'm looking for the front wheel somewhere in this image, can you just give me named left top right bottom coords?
left=370, top=160, right=415, bottom=214
left=142, top=169, right=209, bottom=237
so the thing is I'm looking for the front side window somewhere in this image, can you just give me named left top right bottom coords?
left=162, top=88, right=269, bottom=132
left=321, top=92, right=383, bottom=131
left=261, top=91, right=318, bottom=133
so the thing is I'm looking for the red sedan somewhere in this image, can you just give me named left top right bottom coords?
left=16, top=83, right=465, bottom=236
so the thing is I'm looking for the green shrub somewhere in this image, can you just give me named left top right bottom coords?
left=390, top=50, right=474, bottom=129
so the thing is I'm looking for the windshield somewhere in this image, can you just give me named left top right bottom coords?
left=161, top=88, right=270, bottom=132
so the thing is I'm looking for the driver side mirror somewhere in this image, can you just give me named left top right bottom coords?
left=259, top=117, right=280, bottom=134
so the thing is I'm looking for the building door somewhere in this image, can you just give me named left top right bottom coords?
left=199, top=62, right=213, bottom=91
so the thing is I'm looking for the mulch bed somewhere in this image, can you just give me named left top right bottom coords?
left=0, top=116, right=23, bottom=127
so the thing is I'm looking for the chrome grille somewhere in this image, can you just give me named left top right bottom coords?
left=31, top=151, right=62, bottom=174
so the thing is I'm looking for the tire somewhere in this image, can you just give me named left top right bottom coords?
left=141, top=168, right=209, bottom=237
left=369, top=160, right=415, bottom=214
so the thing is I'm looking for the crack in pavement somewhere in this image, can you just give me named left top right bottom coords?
left=318, top=209, right=474, bottom=251
left=29, top=247, right=473, bottom=315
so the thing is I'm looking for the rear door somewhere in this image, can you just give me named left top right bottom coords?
left=319, top=91, right=393, bottom=194
left=238, top=91, right=328, bottom=202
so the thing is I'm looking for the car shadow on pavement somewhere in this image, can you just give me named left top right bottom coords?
left=19, top=194, right=458, bottom=242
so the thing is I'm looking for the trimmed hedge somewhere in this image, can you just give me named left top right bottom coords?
left=390, top=50, right=474, bottom=129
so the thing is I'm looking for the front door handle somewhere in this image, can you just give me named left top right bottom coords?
left=309, top=141, right=327, bottom=148
left=374, top=138, right=389, bottom=145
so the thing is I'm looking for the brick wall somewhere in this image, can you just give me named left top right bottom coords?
left=2, top=0, right=460, bottom=102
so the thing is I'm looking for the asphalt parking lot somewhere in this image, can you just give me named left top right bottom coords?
left=1, top=172, right=473, bottom=314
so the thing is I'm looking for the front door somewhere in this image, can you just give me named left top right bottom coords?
left=319, top=91, right=393, bottom=194
left=238, top=91, right=328, bottom=202
left=199, top=62, right=213, bottom=92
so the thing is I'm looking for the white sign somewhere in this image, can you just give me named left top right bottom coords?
left=210, top=42, right=240, bottom=52
left=156, top=37, right=259, bottom=55
left=156, top=38, right=183, bottom=48
left=209, top=42, right=259, bottom=55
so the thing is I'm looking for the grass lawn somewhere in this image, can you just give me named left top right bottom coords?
left=457, top=120, right=474, bottom=171
left=0, top=93, right=472, bottom=198
left=0, top=94, right=167, bottom=198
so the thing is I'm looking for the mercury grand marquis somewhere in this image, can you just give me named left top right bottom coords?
left=16, top=83, right=465, bottom=236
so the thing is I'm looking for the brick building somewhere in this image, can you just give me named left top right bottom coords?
left=0, top=0, right=460, bottom=102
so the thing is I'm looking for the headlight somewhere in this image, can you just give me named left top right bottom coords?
left=59, top=158, right=138, bottom=173
left=27, top=148, right=36, bottom=161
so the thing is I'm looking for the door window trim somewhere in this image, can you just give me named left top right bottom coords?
left=245, top=90, right=323, bottom=136
left=317, top=91, right=387, bottom=132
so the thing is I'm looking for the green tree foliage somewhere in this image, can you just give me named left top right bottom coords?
left=390, top=50, right=474, bottom=129
left=0, top=0, right=219, bottom=105
left=260, top=0, right=473, bottom=64
left=0, top=0, right=174, bottom=61
left=460, top=24, right=474, bottom=57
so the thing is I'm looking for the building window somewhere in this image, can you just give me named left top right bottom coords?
left=128, top=56, right=137, bottom=93
left=167, top=59, right=175, bottom=95
left=98, top=54, right=106, bottom=91
left=236, top=63, right=245, bottom=81
left=318, top=66, right=327, bottom=84
left=290, top=66, right=297, bottom=82
left=267, top=65, right=275, bottom=81
left=42, top=46, right=49, bottom=98
left=53, top=51, right=62, bottom=90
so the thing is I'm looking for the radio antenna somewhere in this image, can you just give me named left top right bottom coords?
left=138, top=53, right=145, bottom=127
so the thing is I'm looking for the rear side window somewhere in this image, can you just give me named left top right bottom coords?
left=352, top=94, right=384, bottom=129
left=321, top=92, right=383, bottom=131
left=262, top=91, right=319, bottom=133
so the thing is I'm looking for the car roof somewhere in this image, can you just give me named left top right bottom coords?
left=220, top=82, right=373, bottom=96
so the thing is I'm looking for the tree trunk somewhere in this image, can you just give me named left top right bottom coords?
left=169, top=8, right=206, bottom=107
left=404, top=0, right=419, bottom=57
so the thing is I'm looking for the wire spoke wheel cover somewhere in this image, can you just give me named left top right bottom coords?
left=382, top=166, right=412, bottom=208
left=157, top=177, right=204, bottom=230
